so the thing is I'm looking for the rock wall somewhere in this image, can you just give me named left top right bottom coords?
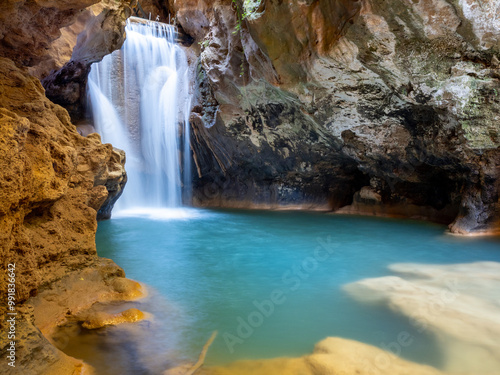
left=8, top=0, right=497, bottom=236
left=170, top=0, right=500, bottom=234
left=0, top=57, right=126, bottom=305
left=0, top=0, right=100, bottom=67
left=0, top=1, right=130, bottom=371
left=41, top=1, right=133, bottom=121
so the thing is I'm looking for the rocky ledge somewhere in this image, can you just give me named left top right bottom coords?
left=1, top=259, right=144, bottom=375
left=0, top=51, right=130, bottom=374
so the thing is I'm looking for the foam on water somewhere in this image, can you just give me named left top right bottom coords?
left=112, top=207, right=207, bottom=221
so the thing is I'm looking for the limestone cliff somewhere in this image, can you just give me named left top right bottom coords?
left=0, top=1, right=131, bottom=371
left=169, top=0, right=500, bottom=234
left=0, top=56, right=126, bottom=303
left=14, top=1, right=497, bottom=237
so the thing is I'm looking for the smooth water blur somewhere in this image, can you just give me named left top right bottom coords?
left=88, top=209, right=500, bottom=372
left=87, top=19, right=191, bottom=209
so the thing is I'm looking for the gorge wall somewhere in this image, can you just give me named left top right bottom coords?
left=21, top=0, right=500, bottom=235
left=0, top=0, right=498, bottom=373
left=171, top=0, right=500, bottom=234
left=0, top=1, right=135, bottom=373
left=0, top=0, right=134, bottom=306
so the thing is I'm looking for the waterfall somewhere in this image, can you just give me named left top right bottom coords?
left=87, top=18, right=192, bottom=211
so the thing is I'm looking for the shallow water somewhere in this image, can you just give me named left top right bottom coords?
left=59, top=209, right=500, bottom=374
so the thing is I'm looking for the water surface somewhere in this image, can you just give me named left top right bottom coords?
left=62, top=209, right=500, bottom=374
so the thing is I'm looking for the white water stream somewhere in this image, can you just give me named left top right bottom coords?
left=88, top=18, right=192, bottom=210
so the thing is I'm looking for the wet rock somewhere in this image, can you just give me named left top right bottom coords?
left=0, top=257, right=144, bottom=375
left=171, top=0, right=500, bottom=235
left=80, top=308, right=146, bottom=329
left=204, top=337, right=445, bottom=375
left=0, top=304, right=91, bottom=375
left=0, top=56, right=126, bottom=328
left=344, top=262, right=500, bottom=373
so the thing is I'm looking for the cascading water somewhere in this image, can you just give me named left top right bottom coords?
left=87, top=18, right=192, bottom=212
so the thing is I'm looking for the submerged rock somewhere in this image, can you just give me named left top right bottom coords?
left=344, top=261, right=500, bottom=373
left=80, top=308, right=146, bottom=329
left=204, top=337, right=445, bottom=375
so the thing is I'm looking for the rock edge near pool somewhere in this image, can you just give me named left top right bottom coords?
left=200, top=337, right=445, bottom=375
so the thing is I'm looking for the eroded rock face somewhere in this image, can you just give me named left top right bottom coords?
left=0, top=54, right=128, bottom=374
left=42, top=2, right=132, bottom=121
left=39, top=0, right=168, bottom=121
left=170, top=0, right=500, bottom=234
left=0, top=57, right=126, bottom=306
left=173, top=1, right=365, bottom=209
left=0, top=0, right=100, bottom=67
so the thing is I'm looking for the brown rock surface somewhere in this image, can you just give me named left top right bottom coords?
left=0, top=55, right=126, bottom=304
left=1, top=302, right=91, bottom=375
left=38, top=0, right=166, bottom=121
left=41, top=1, right=132, bottom=121
left=79, top=307, right=146, bottom=329
left=0, top=0, right=100, bottom=67
left=28, top=8, right=97, bottom=80
left=0, top=56, right=127, bottom=373
left=2, top=259, right=144, bottom=375
left=201, top=337, right=446, bottom=375
left=166, top=0, right=500, bottom=234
